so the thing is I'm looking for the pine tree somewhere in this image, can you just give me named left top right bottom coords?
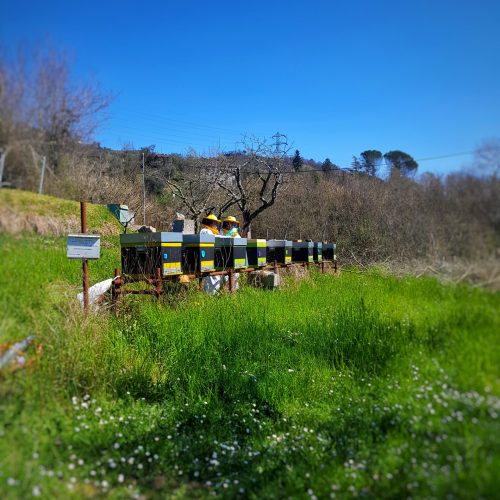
left=322, top=158, right=333, bottom=172
left=292, top=150, right=303, bottom=172
left=351, top=156, right=362, bottom=172
left=360, top=150, right=382, bottom=176
left=383, top=150, right=418, bottom=177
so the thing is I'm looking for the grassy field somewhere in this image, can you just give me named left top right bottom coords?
left=0, top=227, right=499, bottom=499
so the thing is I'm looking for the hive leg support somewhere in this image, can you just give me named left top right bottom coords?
left=154, top=267, right=162, bottom=299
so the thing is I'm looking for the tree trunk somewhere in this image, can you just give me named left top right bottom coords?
left=241, top=210, right=251, bottom=238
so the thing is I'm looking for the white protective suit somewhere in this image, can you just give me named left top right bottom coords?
left=232, top=232, right=241, bottom=290
left=200, top=227, right=222, bottom=295
left=220, top=231, right=241, bottom=291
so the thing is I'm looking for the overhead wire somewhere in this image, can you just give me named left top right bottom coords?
left=129, top=150, right=475, bottom=176
left=111, top=116, right=242, bottom=143
left=111, top=109, right=244, bottom=135
left=100, top=125, right=239, bottom=151
left=102, top=109, right=475, bottom=174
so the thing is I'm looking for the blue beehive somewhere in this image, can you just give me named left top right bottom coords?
left=215, top=236, right=248, bottom=270
left=182, top=234, right=215, bottom=274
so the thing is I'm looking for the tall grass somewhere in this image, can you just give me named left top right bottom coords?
left=0, top=233, right=499, bottom=498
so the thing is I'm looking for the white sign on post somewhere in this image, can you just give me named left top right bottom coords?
left=67, top=234, right=101, bottom=260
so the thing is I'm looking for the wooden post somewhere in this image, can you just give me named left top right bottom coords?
left=80, top=202, right=89, bottom=312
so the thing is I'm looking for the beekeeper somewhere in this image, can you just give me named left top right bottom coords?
left=200, top=214, right=221, bottom=235
left=199, top=214, right=222, bottom=295
left=221, top=215, right=242, bottom=290
left=221, top=216, right=241, bottom=238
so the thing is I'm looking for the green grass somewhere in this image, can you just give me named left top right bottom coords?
left=0, top=231, right=499, bottom=499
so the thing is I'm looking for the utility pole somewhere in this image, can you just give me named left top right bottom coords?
left=142, top=152, right=146, bottom=225
left=0, top=146, right=10, bottom=189
left=38, top=156, right=46, bottom=194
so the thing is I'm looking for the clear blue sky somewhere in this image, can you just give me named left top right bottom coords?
left=2, top=0, right=500, bottom=175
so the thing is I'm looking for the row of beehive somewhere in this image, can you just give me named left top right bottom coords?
left=120, top=233, right=336, bottom=277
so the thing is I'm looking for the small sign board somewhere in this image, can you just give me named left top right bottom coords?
left=67, top=234, right=101, bottom=260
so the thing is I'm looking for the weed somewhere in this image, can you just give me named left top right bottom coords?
left=0, top=233, right=499, bottom=498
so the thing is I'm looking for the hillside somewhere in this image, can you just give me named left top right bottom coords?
left=0, top=189, right=122, bottom=236
left=0, top=192, right=499, bottom=498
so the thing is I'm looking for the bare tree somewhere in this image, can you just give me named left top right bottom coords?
left=0, top=48, right=28, bottom=187
left=163, top=154, right=228, bottom=231
left=216, top=135, right=291, bottom=236
left=31, top=48, right=112, bottom=170
left=0, top=45, right=112, bottom=188
left=473, top=138, right=500, bottom=178
left=163, top=135, right=291, bottom=236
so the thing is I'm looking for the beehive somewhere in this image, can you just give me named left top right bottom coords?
left=313, top=242, right=323, bottom=262
left=215, top=236, right=248, bottom=270
left=246, top=239, right=267, bottom=267
left=120, top=232, right=183, bottom=277
left=323, top=243, right=337, bottom=261
left=182, top=234, right=215, bottom=274
left=292, top=241, right=314, bottom=263
left=266, top=240, right=292, bottom=265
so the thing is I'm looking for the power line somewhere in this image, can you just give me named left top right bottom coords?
left=101, top=125, right=234, bottom=146
left=410, top=151, right=474, bottom=162
left=111, top=116, right=242, bottom=143
left=103, top=112, right=475, bottom=171
left=133, top=149, right=474, bottom=176
left=99, top=114, right=475, bottom=174
left=111, top=109, right=243, bottom=136
left=101, top=126, right=240, bottom=152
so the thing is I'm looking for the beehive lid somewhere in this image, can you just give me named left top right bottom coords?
left=267, top=239, right=292, bottom=247
left=215, top=236, right=248, bottom=247
left=248, top=239, right=266, bottom=247
left=293, top=241, right=314, bottom=248
left=183, top=234, right=215, bottom=244
left=120, top=232, right=183, bottom=246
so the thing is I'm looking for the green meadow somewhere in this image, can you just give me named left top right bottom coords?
left=0, top=230, right=499, bottom=499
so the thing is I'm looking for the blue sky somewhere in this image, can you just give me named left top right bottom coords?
left=2, top=0, right=500, bottom=175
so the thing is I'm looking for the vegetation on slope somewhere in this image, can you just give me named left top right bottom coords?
left=0, top=190, right=122, bottom=236
left=0, top=232, right=499, bottom=498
